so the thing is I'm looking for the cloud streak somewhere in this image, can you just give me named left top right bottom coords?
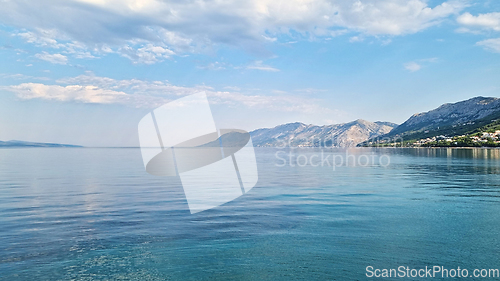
left=3, top=73, right=329, bottom=113
left=404, top=58, right=439, bottom=72
left=34, top=52, right=68, bottom=64
left=7, top=83, right=130, bottom=104
left=477, top=38, right=500, bottom=53
left=404, top=62, right=421, bottom=72
left=246, top=61, right=280, bottom=72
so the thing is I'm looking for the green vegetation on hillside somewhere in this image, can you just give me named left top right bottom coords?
left=469, top=119, right=500, bottom=135
left=361, top=110, right=500, bottom=147
left=421, top=136, right=499, bottom=147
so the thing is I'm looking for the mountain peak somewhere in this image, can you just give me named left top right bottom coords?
left=352, top=119, right=369, bottom=124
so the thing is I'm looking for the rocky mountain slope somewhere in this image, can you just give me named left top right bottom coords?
left=372, top=96, right=500, bottom=142
left=250, top=119, right=397, bottom=147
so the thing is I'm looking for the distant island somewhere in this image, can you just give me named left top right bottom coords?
left=0, top=140, right=82, bottom=148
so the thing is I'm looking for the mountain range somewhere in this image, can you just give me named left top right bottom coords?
left=3, top=96, right=499, bottom=148
left=364, top=96, right=500, bottom=144
left=250, top=96, right=500, bottom=147
left=250, top=119, right=397, bottom=147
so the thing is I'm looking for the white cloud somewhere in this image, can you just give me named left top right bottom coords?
left=456, top=12, right=500, bottom=54
left=6, top=83, right=130, bottom=104
left=246, top=61, right=280, bottom=72
left=330, top=29, right=349, bottom=37
left=56, top=73, right=208, bottom=98
left=294, top=88, right=327, bottom=95
left=0, top=73, right=50, bottom=81
left=404, top=61, right=422, bottom=72
left=197, top=61, right=227, bottom=71
left=74, top=52, right=97, bottom=59
left=34, top=52, right=68, bottom=64
left=404, top=57, right=439, bottom=72
left=17, top=29, right=63, bottom=48
left=209, top=91, right=326, bottom=113
left=1, top=73, right=30, bottom=79
left=1, top=0, right=466, bottom=63
left=119, top=44, right=175, bottom=64
left=349, top=36, right=364, bottom=43
left=420, top=57, right=438, bottom=63
left=457, top=12, right=500, bottom=32
left=223, top=86, right=241, bottom=91
left=4, top=73, right=328, bottom=113
left=335, top=0, right=465, bottom=35
left=477, top=38, right=500, bottom=53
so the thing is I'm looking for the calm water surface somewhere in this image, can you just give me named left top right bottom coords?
left=1, top=147, right=500, bottom=280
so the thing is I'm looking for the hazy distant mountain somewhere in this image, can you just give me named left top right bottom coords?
left=250, top=119, right=397, bottom=147
left=371, top=96, right=500, bottom=142
left=0, top=140, right=82, bottom=147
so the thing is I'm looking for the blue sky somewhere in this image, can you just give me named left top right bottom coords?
left=1, top=0, right=500, bottom=146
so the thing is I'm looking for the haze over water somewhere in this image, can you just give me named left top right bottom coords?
left=1, top=147, right=500, bottom=280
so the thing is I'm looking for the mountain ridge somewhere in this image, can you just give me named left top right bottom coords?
left=250, top=119, right=398, bottom=147
left=365, top=96, right=500, bottom=143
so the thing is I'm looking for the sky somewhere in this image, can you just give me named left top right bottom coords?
left=1, top=0, right=500, bottom=146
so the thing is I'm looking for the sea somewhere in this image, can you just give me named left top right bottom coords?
left=1, top=147, right=500, bottom=280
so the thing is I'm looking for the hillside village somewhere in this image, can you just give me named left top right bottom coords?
left=413, top=130, right=500, bottom=147
left=363, top=128, right=500, bottom=148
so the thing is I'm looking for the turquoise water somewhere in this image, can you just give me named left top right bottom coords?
left=1, top=147, right=500, bottom=280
